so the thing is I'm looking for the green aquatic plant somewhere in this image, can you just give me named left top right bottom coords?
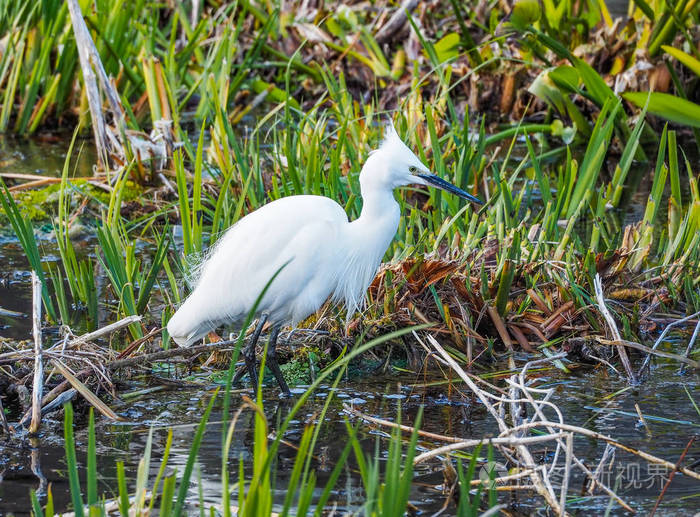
left=0, top=180, right=56, bottom=320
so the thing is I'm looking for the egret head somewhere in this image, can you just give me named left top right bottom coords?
left=361, top=120, right=483, bottom=205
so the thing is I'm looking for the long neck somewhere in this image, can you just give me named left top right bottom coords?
left=355, top=152, right=401, bottom=230
left=346, top=188, right=400, bottom=275
left=333, top=173, right=401, bottom=316
left=357, top=189, right=400, bottom=227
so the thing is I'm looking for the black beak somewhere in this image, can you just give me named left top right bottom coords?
left=417, top=173, right=483, bottom=205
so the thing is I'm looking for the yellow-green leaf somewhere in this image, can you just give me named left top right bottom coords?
left=251, top=79, right=300, bottom=110
left=549, top=65, right=580, bottom=93
left=434, top=33, right=460, bottom=63
left=512, top=0, right=541, bottom=28
left=662, top=45, right=700, bottom=78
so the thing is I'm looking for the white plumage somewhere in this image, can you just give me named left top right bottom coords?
left=166, top=121, right=481, bottom=392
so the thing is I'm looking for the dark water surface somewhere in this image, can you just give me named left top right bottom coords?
left=0, top=136, right=96, bottom=179
left=1, top=362, right=698, bottom=516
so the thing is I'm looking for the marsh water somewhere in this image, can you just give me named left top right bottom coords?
left=1, top=363, right=699, bottom=515
left=1, top=137, right=699, bottom=515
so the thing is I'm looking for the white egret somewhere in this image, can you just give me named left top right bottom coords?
left=167, top=121, right=482, bottom=393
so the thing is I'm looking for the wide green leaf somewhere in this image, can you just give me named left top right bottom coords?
left=623, top=92, right=700, bottom=128
left=549, top=65, right=580, bottom=94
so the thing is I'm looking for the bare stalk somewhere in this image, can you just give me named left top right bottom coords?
left=66, top=0, right=109, bottom=168
left=413, top=433, right=567, bottom=465
left=682, top=318, right=700, bottom=359
left=594, top=273, right=636, bottom=382
left=28, top=272, right=43, bottom=435
left=66, top=0, right=126, bottom=170
left=502, top=421, right=700, bottom=482
left=596, top=337, right=700, bottom=369
left=68, top=315, right=142, bottom=346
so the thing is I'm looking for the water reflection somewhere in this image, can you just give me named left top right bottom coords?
left=2, top=362, right=697, bottom=515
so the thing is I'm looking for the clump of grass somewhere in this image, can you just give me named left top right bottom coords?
left=0, top=179, right=57, bottom=321
left=4, top=77, right=699, bottom=370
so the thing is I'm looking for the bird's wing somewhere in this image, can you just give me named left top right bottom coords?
left=184, top=195, right=348, bottom=327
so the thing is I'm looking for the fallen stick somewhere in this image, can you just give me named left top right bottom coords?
left=480, top=505, right=508, bottom=516
left=682, top=319, right=700, bottom=360
left=0, top=306, right=24, bottom=317
left=413, top=433, right=567, bottom=465
left=429, top=335, right=633, bottom=514
left=108, top=338, right=241, bottom=370
left=0, top=172, right=63, bottom=181
left=69, top=315, right=142, bottom=346
left=9, top=178, right=66, bottom=192
left=37, top=389, right=77, bottom=417
left=52, top=360, right=122, bottom=421
left=596, top=337, right=700, bottom=369
left=18, top=370, right=89, bottom=427
left=0, top=172, right=104, bottom=181
left=0, top=316, right=143, bottom=363
left=425, top=334, right=564, bottom=514
left=15, top=316, right=140, bottom=426
left=7, top=175, right=106, bottom=192
left=343, top=404, right=467, bottom=443
left=650, top=437, right=695, bottom=516
left=116, top=326, right=163, bottom=359
left=469, top=469, right=535, bottom=487
left=507, top=357, right=634, bottom=512
left=588, top=444, right=615, bottom=495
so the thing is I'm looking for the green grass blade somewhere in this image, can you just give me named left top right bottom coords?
left=63, top=402, right=85, bottom=517
left=172, top=389, right=219, bottom=517
left=87, top=409, right=97, bottom=506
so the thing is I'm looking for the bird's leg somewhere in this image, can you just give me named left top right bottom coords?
left=233, top=313, right=268, bottom=388
left=265, top=325, right=291, bottom=396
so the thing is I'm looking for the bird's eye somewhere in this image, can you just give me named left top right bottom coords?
left=409, top=166, right=417, bottom=174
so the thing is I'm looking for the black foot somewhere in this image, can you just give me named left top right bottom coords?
left=230, top=318, right=293, bottom=396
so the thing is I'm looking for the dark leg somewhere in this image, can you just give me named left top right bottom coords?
left=232, top=314, right=268, bottom=387
left=266, top=325, right=291, bottom=396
